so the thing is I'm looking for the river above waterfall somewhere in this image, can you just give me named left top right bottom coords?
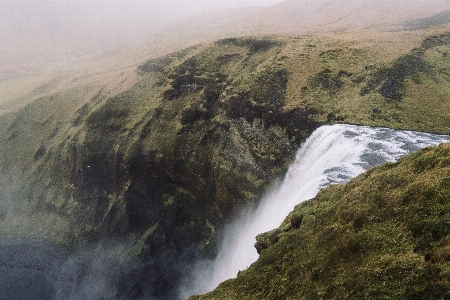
left=184, top=124, right=450, bottom=297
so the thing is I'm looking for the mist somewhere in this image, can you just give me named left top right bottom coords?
left=2, top=0, right=449, bottom=70
left=183, top=125, right=450, bottom=297
left=0, top=238, right=157, bottom=300
left=0, top=0, right=283, bottom=68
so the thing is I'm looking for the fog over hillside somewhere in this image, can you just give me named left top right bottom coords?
left=0, top=0, right=282, bottom=68
left=2, top=0, right=450, bottom=71
left=167, top=0, right=450, bottom=39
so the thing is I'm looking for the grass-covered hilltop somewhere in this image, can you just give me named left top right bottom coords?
left=191, top=141, right=450, bottom=299
left=1, top=17, right=450, bottom=298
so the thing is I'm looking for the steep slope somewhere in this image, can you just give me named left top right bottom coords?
left=1, top=28, right=450, bottom=297
left=191, top=139, right=450, bottom=299
left=0, top=37, right=313, bottom=297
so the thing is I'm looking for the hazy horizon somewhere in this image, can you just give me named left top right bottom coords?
left=2, top=0, right=450, bottom=73
left=0, top=0, right=285, bottom=68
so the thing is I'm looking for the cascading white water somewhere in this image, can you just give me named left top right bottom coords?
left=185, top=124, right=450, bottom=297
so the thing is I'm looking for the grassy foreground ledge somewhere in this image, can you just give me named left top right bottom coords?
left=191, top=142, right=450, bottom=299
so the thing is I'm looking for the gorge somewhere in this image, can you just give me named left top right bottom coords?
left=1, top=1, right=450, bottom=299
left=185, top=124, right=450, bottom=298
left=1, top=125, right=449, bottom=300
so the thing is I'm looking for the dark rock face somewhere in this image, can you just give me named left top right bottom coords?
left=7, top=37, right=321, bottom=298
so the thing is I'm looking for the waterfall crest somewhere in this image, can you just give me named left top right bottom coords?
left=185, top=124, right=450, bottom=297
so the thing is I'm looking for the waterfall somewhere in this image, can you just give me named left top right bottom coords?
left=184, top=124, right=450, bottom=297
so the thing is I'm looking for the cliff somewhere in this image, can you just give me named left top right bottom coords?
left=192, top=141, right=450, bottom=299
left=1, top=28, right=450, bottom=297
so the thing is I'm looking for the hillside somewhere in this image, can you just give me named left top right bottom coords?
left=260, top=0, right=450, bottom=32
left=157, top=0, right=450, bottom=48
left=191, top=141, right=450, bottom=299
left=0, top=25, right=449, bottom=297
left=2, top=0, right=450, bottom=295
left=2, top=0, right=450, bottom=127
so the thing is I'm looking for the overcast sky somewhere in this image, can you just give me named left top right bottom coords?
left=2, top=0, right=450, bottom=68
left=98, top=0, right=286, bottom=24
left=154, top=0, right=284, bottom=9
left=159, top=0, right=285, bottom=12
left=0, top=0, right=286, bottom=66
left=120, top=0, right=285, bottom=25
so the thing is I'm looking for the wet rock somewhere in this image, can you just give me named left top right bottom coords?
left=255, top=228, right=282, bottom=254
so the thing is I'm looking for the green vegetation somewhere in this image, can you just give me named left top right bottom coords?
left=0, top=29, right=450, bottom=297
left=192, top=142, right=450, bottom=300
left=287, top=31, right=450, bottom=132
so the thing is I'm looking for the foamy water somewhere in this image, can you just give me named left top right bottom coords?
left=184, top=124, right=450, bottom=297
